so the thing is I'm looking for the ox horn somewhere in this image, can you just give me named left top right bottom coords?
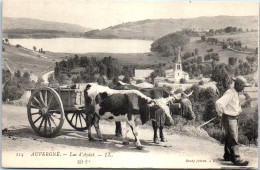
left=182, top=90, right=193, bottom=97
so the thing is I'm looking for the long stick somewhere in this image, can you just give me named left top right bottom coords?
left=197, top=117, right=216, bottom=129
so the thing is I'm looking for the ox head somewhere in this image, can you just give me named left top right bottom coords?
left=167, top=90, right=196, bottom=120
left=147, top=100, right=174, bottom=125
left=180, top=98, right=196, bottom=120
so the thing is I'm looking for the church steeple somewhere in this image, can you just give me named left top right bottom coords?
left=174, top=47, right=182, bottom=71
left=176, top=47, right=181, bottom=63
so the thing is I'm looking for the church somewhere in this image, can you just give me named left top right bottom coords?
left=164, top=48, right=189, bottom=83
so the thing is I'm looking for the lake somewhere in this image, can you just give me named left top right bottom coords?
left=9, top=38, right=153, bottom=53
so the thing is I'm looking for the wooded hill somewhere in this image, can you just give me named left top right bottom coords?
left=3, top=17, right=91, bottom=38
left=83, top=16, right=258, bottom=40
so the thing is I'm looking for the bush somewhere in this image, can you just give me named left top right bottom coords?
left=201, top=35, right=206, bottom=41
left=198, top=80, right=204, bottom=85
left=238, top=107, right=258, bottom=145
left=16, top=44, right=22, bottom=48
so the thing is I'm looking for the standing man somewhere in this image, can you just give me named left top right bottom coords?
left=215, top=76, right=250, bottom=166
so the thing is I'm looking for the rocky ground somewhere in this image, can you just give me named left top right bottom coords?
left=2, top=104, right=258, bottom=168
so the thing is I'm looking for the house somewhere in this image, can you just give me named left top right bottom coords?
left=134, top=69, right=154, bottom=82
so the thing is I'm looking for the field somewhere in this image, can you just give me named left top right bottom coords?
left=184, top=32, right=258, bottom=64
left=212, top=32, right=258, bottom=49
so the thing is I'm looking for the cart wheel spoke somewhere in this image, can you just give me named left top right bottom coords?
left=49, top=109, right=60, bottom=113
left=39, top=91, right=45, bottom=107
left=31, top=112, right=40, bottom=116
left=30, top=103, right=41, bottom=109
left=47, top=95, right=54, bottom=109
left=33, top=115, right=43, bottom=124
left=79, top=113, right=83, bottom=128
left=75, top=114, right=78, bottom=127
left=47, top=117, right=53, bottom=133
left=45, top=90, right=48, bottom=106
left=70, top=113, right=76, bottom=122
left=44, top=117, right=47, bottom=134
left=49, top=116, right=58, bottom=128
left=38, top=117, right=45, bottom=131
left=33, top=96, right=42, bottom=108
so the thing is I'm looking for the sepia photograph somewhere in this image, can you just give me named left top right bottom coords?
left=1, top=0, right=259, bottom=168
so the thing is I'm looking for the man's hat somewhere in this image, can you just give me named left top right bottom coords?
left=232, top=76, right=251, bottom=87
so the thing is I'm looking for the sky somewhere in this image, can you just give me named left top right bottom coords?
left=2, top=0, right=259, bottom=29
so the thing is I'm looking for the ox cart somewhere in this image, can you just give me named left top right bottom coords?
left=27, top=84, right=88, bottom=137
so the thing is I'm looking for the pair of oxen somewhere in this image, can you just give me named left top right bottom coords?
left=83, top=83, right=196, bottom=150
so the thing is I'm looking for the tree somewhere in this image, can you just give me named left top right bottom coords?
left=99, top=63, right=107, bottom=76
left=48, top=74, right=56, bottom=85
left=14, top=70, right=21, bottom=78
left=238, top=28, right=243, bottom=32
left=183, top=52, right=192, bottom=60
left=211, top=54, right=220, bottom=61
left=22, top=72, right=31, bottom=82
left=197, top=56, right=202, bottom=64
left=35, top=76, right=45, bottom=88
left=194, top=48, right=199, bottom=55
left=112, top=76, right=119, bottom=84
left=33, top=46, right=37, bottom=51
left=123, top=74, right=131, bottom=84
left=97, top=76, right=106, bottom=85
left=222, top=43, right=228, bottom=49
left=228, top=57, right=237, bottom=66
left=255, top=47, right=258, bottom=54
left=201, top=35, right=206, bottom=41
left=209, top=29, right=215, bottom=34
left=211, top=64, right=233, bottom=96
left=237, top=41, right=242, bottom=48
left=246, top=56, right=257, bottom=65
left=204, top=54, right=211, bottom=61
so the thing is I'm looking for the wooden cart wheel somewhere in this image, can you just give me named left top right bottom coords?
left=65, top=112, right=88, bottom=131
left=27, top=87, right=64, bottom=137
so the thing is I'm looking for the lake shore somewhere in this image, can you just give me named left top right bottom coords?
left=2, top=43, right=172, bottom=78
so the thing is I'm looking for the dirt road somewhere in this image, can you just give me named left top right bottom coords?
left=2, top=104, right=258, bottom=168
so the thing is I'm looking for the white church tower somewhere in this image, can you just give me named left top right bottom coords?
left=165, top=47, right=189, bottom=83
left=173, top=48, right=183, bottom=82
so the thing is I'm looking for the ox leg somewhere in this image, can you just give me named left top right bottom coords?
left=128, top=118, right=142, bottom=150
left=159, top=126, right=166, bottom=142
left=152, top=121, right=160, bottom=144
left=88, top=125, right=96, bottom=141
left=93, top=115, right=107, bottom=142
left=123, top=122, right=130, bottom=145
left=115, top=121, right=122, bottom=137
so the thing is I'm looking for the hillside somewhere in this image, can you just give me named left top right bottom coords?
left=2, top=17, right=91, bottom=38
left=83, top=16, right=258, bottom=40
left=1, top=43, right=62, bottom=77
left=184, top=32, right=258, bottom=63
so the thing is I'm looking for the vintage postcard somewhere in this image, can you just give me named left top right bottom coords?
left=1, top=0, right=259, bottom=168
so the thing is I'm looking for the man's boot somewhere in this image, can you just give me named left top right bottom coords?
left=231, top=156, right=249, bottom=166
